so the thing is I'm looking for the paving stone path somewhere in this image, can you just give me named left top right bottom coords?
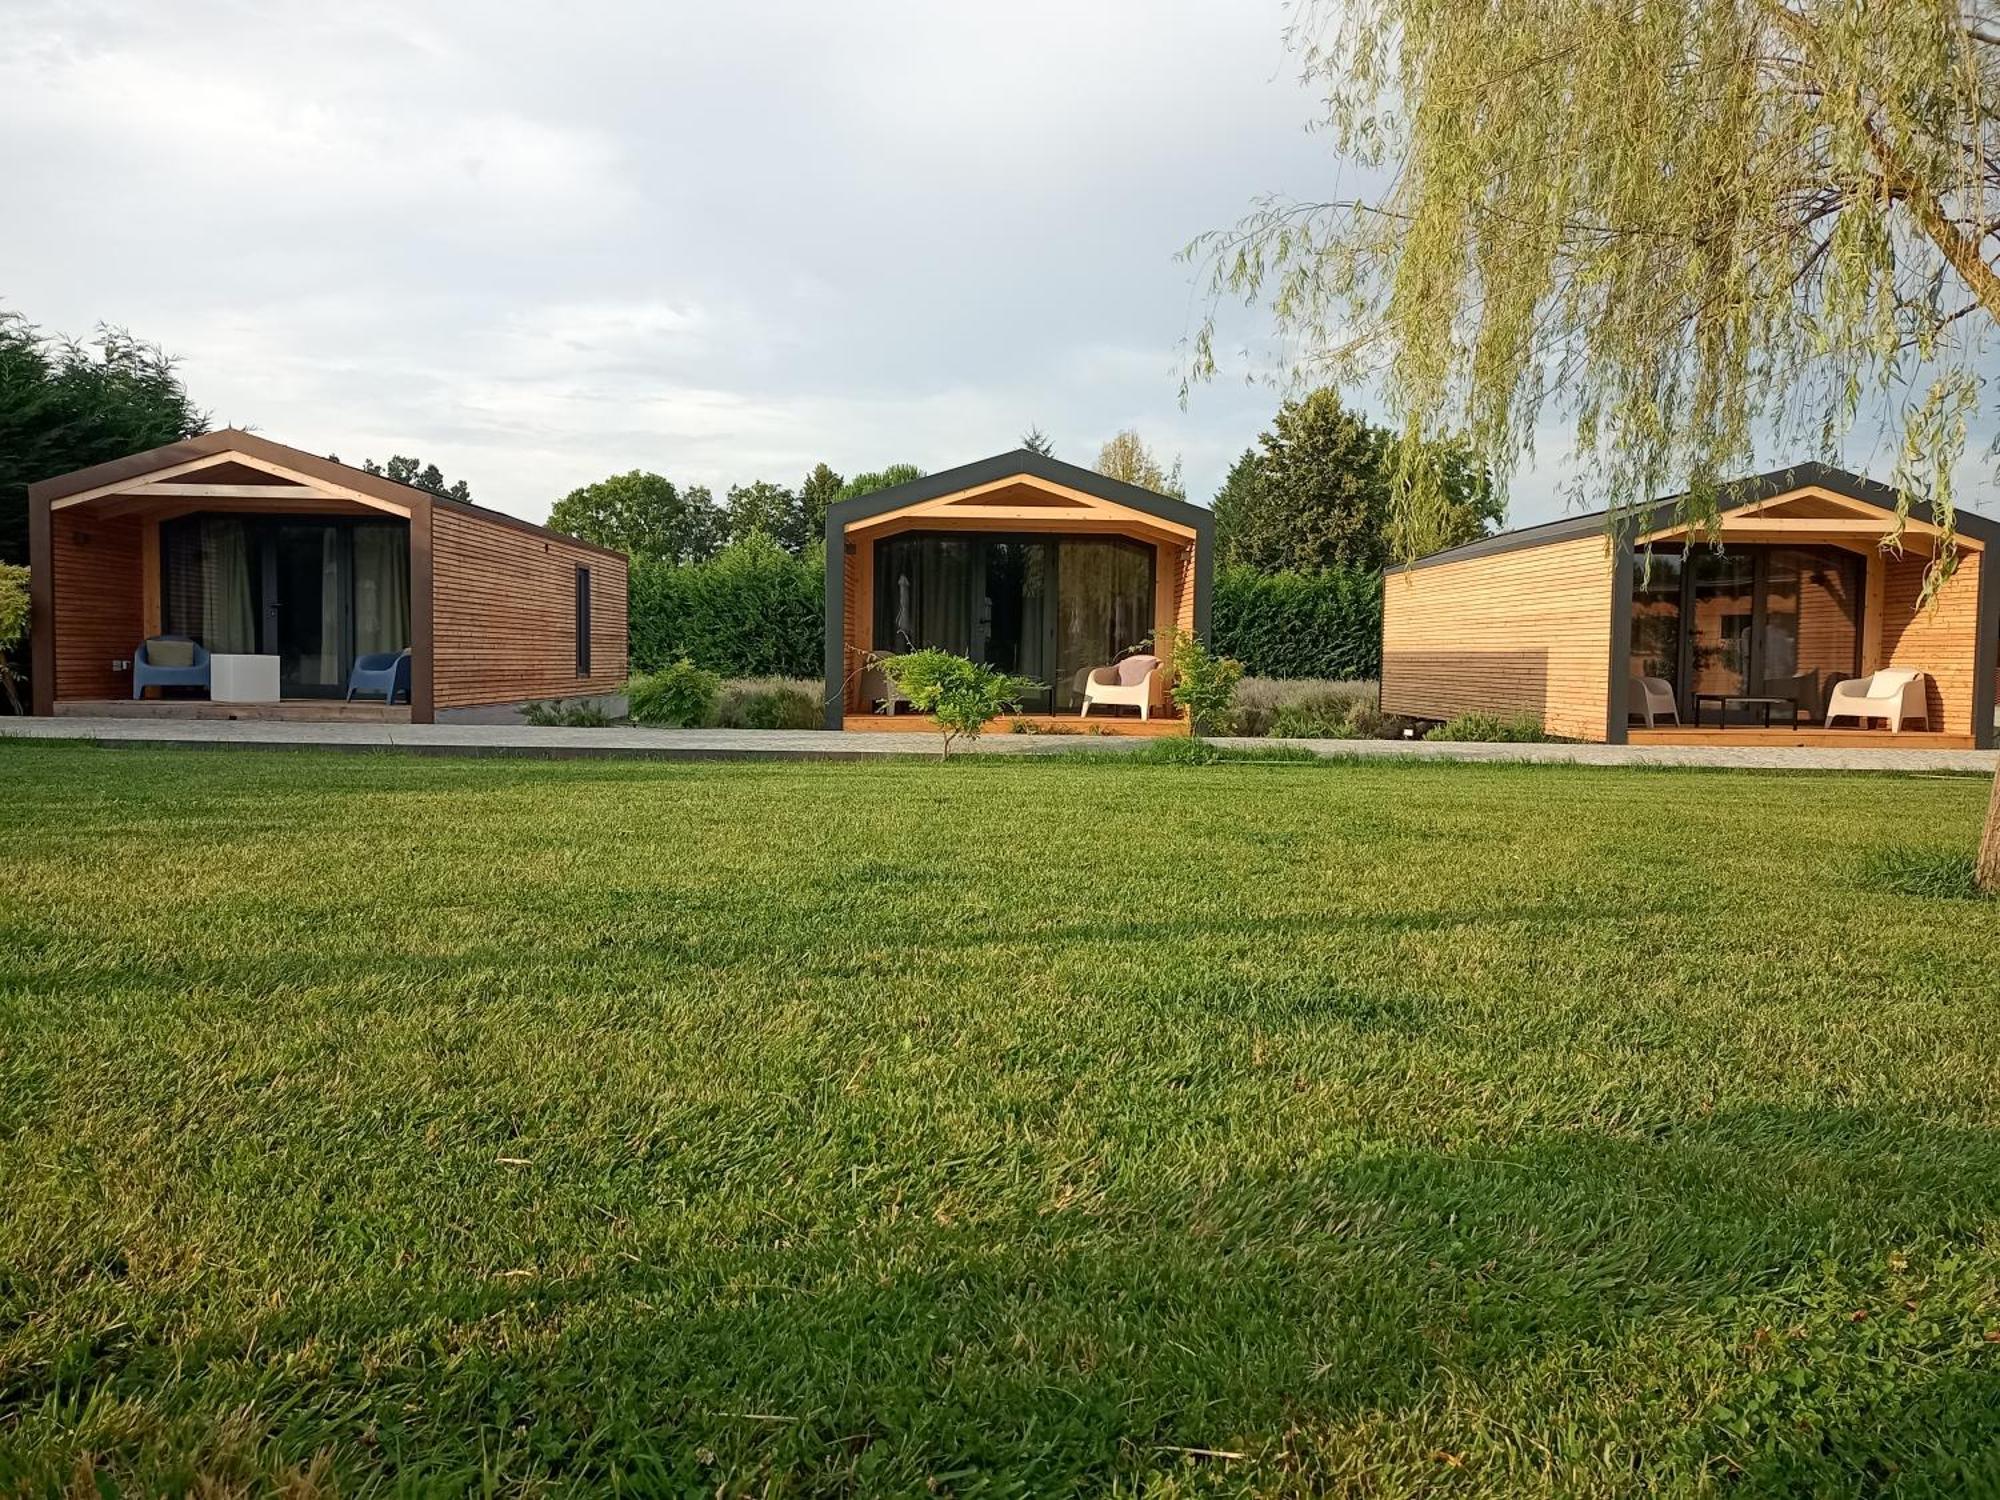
left=3, top=715, right=1993, bottom=773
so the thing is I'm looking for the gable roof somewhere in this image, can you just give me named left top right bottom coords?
left=28, top=427, right=624, bottom=561
left=1396, top=462, right=2000, bottom=572
left=824, top=448, right=1212, bottom=536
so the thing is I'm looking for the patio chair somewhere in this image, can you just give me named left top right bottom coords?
left=346, top=648, right=411, bottom=705
left=132, top=636, right=210, bottom=700
left=1080, top=654, right=1163, bottom=720
left=1628, top=675, right=1679, bottom=727
left=1824, top=668, right=1929, bottom=732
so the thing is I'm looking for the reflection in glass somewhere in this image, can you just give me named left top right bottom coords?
left=1629, top=547, right=1683, bottom=688
left=873, top=533, right=1155, bottom=711
left=1690, top=549, right=1755, bottom=701
left=1055, top=541, right=1154, bottom=709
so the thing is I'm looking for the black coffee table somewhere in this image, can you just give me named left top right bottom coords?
left=1692, top=693, right=1798, bottom=729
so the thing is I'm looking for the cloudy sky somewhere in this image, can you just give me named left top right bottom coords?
left=4, top=0, right=1988, bottom=528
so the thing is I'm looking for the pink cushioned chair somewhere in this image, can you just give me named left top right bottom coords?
left=1080, top=653, right=1163, bottom=720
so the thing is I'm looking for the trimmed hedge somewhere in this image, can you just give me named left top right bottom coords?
left=1211, top=565, right=1381, bottom=680
left=629, top=536, right=823, bottom=679
left=628, top=547, right=1383, bottom=686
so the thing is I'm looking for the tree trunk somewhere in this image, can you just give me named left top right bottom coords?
left=1979, top=766, right=2000, bottom=895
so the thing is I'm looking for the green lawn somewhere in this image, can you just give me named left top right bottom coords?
left=2, top=742, right=1997, bottom=1497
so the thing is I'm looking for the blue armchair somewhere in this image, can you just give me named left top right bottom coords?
left=346, top=648, right=411, bottom=705
left=132, top=636, right=210, bottom=699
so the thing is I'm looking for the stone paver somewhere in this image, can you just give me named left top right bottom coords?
left=1, top=715, right=1993, bottom=773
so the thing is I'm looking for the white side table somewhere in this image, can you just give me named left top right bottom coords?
left=210, top=653, right=281, bottom=704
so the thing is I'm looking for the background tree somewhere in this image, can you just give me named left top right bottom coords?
left=548, top=470, right=720, bottom=563
left=1193, top=0, right=2000, bottom=888
left=1022, top=425, right=1055, bottom=457
left=1095, top=430, right=1186, bottom=498
left=0, top=314, right=205, bottom=563
left=798, top=462, right=844, bottom=543
left=1216, top=391, right=1501, bottom=571
left=360, top=455, right=471, bottom=503
left=834, top=465, right=925, bottom=504
left=723, top=480, right=804, bottom=551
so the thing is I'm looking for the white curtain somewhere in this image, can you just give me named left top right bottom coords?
left=353, top=525, right=411, bottom=655
left=200, top=519, right=256, bottom=653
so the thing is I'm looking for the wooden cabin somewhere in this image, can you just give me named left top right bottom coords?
left=27, top=430, right=628, bottom=724
left=1382, top=465, right=2000, bottom=748
left=824, top=451, right=1213, bottom=732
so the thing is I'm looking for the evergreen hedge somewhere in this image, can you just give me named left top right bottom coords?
left=628, top=536, right=824, bottom=679
left=1211, top=565, right=1382, bottom=680
left=626, top=547, right=1384, bottom=686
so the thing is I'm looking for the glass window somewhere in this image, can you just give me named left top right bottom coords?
left=1629, top=547, right=1683, bottom=686
left=1055, top=540, right=1155, bottom=709
left=1690, top=549, right=1755, bottom=700
left=161, top=516, right=260, bottom=654
left=872, top=533, right=1154, bottom=711
left=1759, top=546, right=1860, bottom=722
left=354, top=524, right=411, bottom=658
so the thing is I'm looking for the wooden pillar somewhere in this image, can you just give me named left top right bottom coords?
left=1861, top=549, right=1886, bottom=674
left=140, top=520, right=161, bottom=638
left=409, top=494, right=435, bottom=724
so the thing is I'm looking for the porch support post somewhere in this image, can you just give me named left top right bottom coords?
left=822, top=513, right=845, bottom=730
left=27, top=488, right=53, bottom=715
left=1190, top=506, right=1215, bottom=638
left=1604, top=534, right=1633, bottom=744
left=409, top=493, right=435, bottom=724
left=1974, top=543, right=1999, bottom=751
left=1861, top=550, right=1886, bottom=674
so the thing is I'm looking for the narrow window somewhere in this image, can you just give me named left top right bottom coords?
left=575, top=565, right=592, bottom=676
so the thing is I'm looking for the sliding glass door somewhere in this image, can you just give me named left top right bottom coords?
left=874, top=532, right=1154, bottom=710
left=161, top=515, right=411, bottom=697
left=1628, top=543, right=1863, bottom=722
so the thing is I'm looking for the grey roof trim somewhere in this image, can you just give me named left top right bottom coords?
left=1391, top=462, right=2000, bottom=572
left=824, top=448, right=1212, bottom=532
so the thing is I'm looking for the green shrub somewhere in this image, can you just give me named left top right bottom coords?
left=715, top=678, right=822, bottom=730
left=1269, top=701, right=1359, bottom=738
left=520, top=699, right=616, bottom=728
left=628, top=536, right=823, bottom=678
left=626, top=659, right=721, bottom=728
left=1212, top=565, right=1382, bottom=680
left=877, top=649, right=1034, bottom=756
left=1426, top=711, right=1551, bottom=742
left=0, top=563, right=27, bottom=715
left=1163, top=631, right=1244, bottom=738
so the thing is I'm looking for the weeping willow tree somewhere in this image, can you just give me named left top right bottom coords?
left=1190, top=0, right=2000, bottom=889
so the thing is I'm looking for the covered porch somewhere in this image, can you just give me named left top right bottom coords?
left=30, top=438, right=415, bottom=717
left=1623, top=484, right=1993, bottom=747
left=823, top=451, right=1214, bottom=730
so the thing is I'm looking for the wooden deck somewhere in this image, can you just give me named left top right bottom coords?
left=55, top=698, right=413, bottom=724
left=1629, top=725, right=1975, bottom=749
left=843, top=711, right=1186, bottom=738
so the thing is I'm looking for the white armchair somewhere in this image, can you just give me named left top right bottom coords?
left=1080, top=654, right=1164, bottom=720
left=1824, top=669, right=1928, bottom=732
left=1629, top=675, right=1679, bottom=727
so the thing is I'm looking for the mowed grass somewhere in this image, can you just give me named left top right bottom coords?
left=2, top=742, right=1998, bottom=1498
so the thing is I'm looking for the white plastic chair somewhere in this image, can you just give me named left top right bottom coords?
left=1824, top=669, right=1929, bottom=732
left=1629, top=675, right=1679, bottom=727
left=1080, top=654, right=1163, bottom=720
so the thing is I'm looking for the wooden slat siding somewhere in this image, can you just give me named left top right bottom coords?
left=53, top=514, right=144, bottom=701
left=1880, top=547, right=1982, bottom=734
left=1382, top=534, right=1616, bottom=740
left=430, top=508, right=628, bottom=708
